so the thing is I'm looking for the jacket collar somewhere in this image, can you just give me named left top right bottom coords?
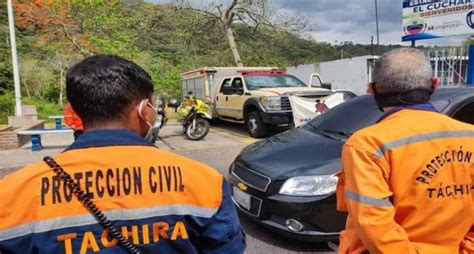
left=65, top=129, right=154, bottom=151
left=377, top=103, right=438, bottom=123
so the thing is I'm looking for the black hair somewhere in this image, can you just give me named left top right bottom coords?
left=66, top=55, right=154, bottom=127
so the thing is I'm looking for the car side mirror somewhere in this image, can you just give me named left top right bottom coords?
left=322, top=82, right=332, bottom=90
left=236, top=87, right=244, bottom=95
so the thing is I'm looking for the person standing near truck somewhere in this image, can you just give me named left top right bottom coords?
left=337, top=48, right=473, bottom=253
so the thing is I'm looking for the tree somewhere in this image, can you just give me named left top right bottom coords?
left=0, top=1, right=13, bottom=94
left=185, top=0, right=277, bottom=67
left=13, top=0, right=94, bottom=57
left=18, top=57, right=55, bottom=100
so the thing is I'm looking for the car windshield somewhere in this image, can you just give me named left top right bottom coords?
left=302, top=95, right=384, bottom=138
left=244, top=75, right=307, bottom=90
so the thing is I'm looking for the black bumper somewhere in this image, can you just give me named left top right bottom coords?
left=228, top=174, right=347, bottom=242
left=260, top=111, right=293, bottom=125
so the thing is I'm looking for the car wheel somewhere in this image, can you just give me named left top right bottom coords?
left=245, top=111, right=269, bottom=138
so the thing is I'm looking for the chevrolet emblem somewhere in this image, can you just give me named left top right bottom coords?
left=237, top=182, right=248, bottom=191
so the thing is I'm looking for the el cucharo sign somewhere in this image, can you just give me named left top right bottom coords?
left=402, top=0, right=474, bottom=41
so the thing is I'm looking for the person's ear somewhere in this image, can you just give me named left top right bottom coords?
left=431, top=77, right=441, bottom=91
left=137, top=99, right=149, bottom=121
left=367, top=83, right=375, bottom=95
left=142, top=99, right=157, bottom=125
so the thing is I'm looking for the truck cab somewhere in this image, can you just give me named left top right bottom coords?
left=215, top=71, right=333, bottom=138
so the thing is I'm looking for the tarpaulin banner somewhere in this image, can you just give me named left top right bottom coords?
left=402, top=0, right=474, bottom=42
left=289, top=93, right=346, bottom=127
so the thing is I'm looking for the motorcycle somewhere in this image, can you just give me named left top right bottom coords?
left=178, top=92, right=211, bottom=140
left=150, top=97, right=169, bottom=144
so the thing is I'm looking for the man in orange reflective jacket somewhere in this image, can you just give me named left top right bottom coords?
left=337, top=48, right=473, bottom=254
left=64, top=101, right=84, bottom=140
left=0, top=55, right=246, bottom=253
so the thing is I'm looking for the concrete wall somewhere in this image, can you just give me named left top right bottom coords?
left=286, top=64, right=320, bottom=85
left=0, top=121, right=44, bottom=150
left=287, top=56, right=378, bottom=95
left=320, top=56, right=376, bottom=95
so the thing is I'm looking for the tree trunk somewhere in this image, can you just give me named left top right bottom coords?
left=22, top=79, right=31, bottom=97
left=226, top=26, right=243, bottom=67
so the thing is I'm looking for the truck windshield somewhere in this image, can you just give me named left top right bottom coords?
left=244, top=75, right=307, bottom=90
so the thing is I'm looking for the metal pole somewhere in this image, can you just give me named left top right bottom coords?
left=459, top=47, right=464, bottom=84
left=375, top=0, right=380, bottom=55
left=370, top=36, right=374, bottom=56
left=466, top=45, right=474, bottom=86
left=411, top=40, right=416, bottom=47
left=7, top=0, right=22, bottom=116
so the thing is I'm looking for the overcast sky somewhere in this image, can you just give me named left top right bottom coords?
left=147, top=0, right=471, bottom=46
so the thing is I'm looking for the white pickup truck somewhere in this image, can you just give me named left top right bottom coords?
left=180, top=67, right=349, bottom=138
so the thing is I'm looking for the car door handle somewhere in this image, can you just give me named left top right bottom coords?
left=226, top=96, right=228, bottom=102
left=216, top=96, right=219, bottom=101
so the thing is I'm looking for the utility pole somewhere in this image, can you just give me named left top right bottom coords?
left=371, top=36, right=374, bottom=56
left=375, top=0, right=380, bottom=55
left=7, top=0, right=22, bottom=116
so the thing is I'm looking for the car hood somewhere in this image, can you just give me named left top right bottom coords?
left=256, top=87, right=330, bottom=96
left=236, top=127, right=344, bottom=180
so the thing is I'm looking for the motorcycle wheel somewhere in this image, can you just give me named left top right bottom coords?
left=186, top=118, right=210, bottom=140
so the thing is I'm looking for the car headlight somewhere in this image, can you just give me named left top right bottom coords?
left=260, top=96, right=282, bottom=111
left=279, top=174, right=338, bottom=196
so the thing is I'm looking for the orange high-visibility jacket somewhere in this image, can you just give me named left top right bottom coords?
left=0, top=130, right=245, bottom=253
left=337, top=106, right=474, bottom=254
left=64, top=102, right=84, bottom=131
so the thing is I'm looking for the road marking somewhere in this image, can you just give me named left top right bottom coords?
left=212, top=127, right=257, bottom=144
left=244, top=137, right=257, bottom=144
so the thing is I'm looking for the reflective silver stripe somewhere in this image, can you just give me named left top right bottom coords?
left=345, top=191, right=393, bottom=207
left=216, top=108, right=243, bottom=114
left=0, top=204, right=217, bottom=241
left=374, top=130, right=474, bottom=158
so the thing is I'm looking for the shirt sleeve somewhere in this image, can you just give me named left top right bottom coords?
left=342, top=145, right=418, bottom=254
left=198, top=178, right=246, bottom=254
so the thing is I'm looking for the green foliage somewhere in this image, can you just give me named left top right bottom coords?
left=0, top=93, right=62, bottom=124
left=463, top=36, right=474, bottom=46
left=0, top=92, right=15, bottom=124
left=0, top=2, right=13, bottom=94
left=0, top=1, right=407, bottom=124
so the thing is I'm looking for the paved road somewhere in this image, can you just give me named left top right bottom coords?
left=157, top=121, right=336, bottom=254
left=0, top=121, right=336, bottom=253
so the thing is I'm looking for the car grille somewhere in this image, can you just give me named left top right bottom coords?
left=232, top=163, right=271, bottom=192
left=280, top=96, right=291, bottom=111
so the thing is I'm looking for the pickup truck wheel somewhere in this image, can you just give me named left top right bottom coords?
left=245, top=111, right=269, bottom=138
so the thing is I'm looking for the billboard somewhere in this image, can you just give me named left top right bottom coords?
left=402, top=0, right=474, bottom=41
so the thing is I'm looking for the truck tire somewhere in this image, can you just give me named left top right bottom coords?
left=245, top=111, right=269, bottom=138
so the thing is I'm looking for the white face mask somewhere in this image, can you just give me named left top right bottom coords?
left=138, top=100, right=158, bottom=143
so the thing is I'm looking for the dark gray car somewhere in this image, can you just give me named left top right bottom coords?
left=228, top=88, right=474, bottom=242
